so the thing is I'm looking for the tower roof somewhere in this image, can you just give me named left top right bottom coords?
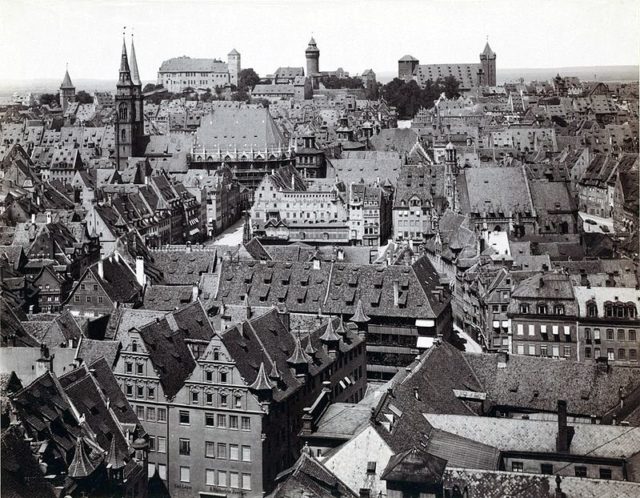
left=119, top=37, right=132, bottom=85
left=319, top=318, right=340, bottom=343
left=350, top=298, right=370, bottom=323
left=306, top=37, right=319, bottom=52
left=248, top=361, right=272, bottom=391
left=60, top=68, right=74, bottom=89
left=228, top=48, right=240, bottom=56
left=105, top=434, right=126, bottom=470
left=68, top=438, right=98, bottom=478
left=129, top=37, right=141, bottom=86
left=399, top=54, right=419, bottom=62
left=481, top=42, right=496, bottom=58
left=287, top=335, right=311, bottom=365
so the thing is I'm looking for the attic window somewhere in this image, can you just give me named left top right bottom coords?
left=366, top=461, right=376, bottom=474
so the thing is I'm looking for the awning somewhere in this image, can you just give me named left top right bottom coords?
left=501, top=320, right=509, bottom=327
left=416, top=319, right=435, bottom=328
left=493, top=321, right=500, bottom=328
left=417, top=336, right=435, bottom=349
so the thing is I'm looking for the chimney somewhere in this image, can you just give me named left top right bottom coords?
left=135, top=256, right=145, bottom=287
left=46, top=211, right=52, bottom=224
left=393, top=279, right=399, bottom=307
left=186, top=241, right=192, bottom=253
left=497, top=351, right=508, bottom=368
left=192, top=284, right=199, bottom=302
left=556, top=400, right=575, bottom=453
left=31, top=213, right=36, bottom=224
left=337, top=248, right=344, bottom=261
left=312, top=259, right=320, bottom=270
left=291, top=174, right=295, bottom=190
left=277, top=305, right=290, bottom=331
left=97, top=259, right=104, bottom=279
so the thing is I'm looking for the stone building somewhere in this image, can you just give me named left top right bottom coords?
left=157, top=50, right=241, bottom=92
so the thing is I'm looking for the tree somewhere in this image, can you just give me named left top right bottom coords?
left=237, top=68, right=260, bottom=92
left=76, top=90, right=93, bottom=104
left=231, top=90, right=250, bottom=102
left=442, top=76, right=460, bottom=99
left=143, top=83, right=164, bottom=93
left=39, top=93, right=59, bottom=107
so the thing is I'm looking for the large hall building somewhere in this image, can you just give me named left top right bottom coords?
left=157, top=49, right=241, bottom=92
left=398, top=42, right=497, bottom=90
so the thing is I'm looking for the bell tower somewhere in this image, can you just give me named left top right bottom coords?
left=479, top=39, right=497, bottom=87
left=115, top=32, right=144, bottom=170
left=60, top=65, right=75, bottom=111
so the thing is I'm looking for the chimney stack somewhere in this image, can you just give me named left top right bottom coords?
left=556, top=400, right=575, bottom=453
left=192, top=284, right=199, bottom=302
left=497, top=351, right=508, bottom=368
left=135, top=256, right=145, bottom=287
left=97, top=259, right=104, bottom=279
left=393, top=279, right=399, bottom=307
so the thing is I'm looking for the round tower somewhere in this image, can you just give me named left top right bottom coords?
left=305, top=37, right=320, bottom=76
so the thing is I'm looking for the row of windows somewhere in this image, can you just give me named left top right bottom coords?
left=149, top=464, right=251, bottom=490
left=585, top=347, right=638, bottom=361
left=519, top=304, right=565, bottom=315
left=74, top=295, right=104, bottom=303
left=511, top=461, right=612, bottom=479
left=515, top=344, right=571, bottom=358
left=190, top=390, right=242, bottom=408
left=127, top=384, right=156, bottom=399
left=178, top=439, right=251, bottom=462
left=516, top=324, right=571, bottom=337
left=135, top=405, right=165, bottom=422
left=180, top=410, right=251, bottom=430
left=584, top=328, right=637, bottom=342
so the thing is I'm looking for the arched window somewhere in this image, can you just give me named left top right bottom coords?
left=587, top=302, right=598, bottom=317
left=121, top=129, right=126, bottom=142
left=118, top=104, right=128, bottom=121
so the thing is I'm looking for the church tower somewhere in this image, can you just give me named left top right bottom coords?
left=60, top=66, right=75, bottom=110
left=444, top=141, right=459, bottom=212
left=115, top=35, right=144, bottom=170
left=305, top=37, right=320, bottom=76
left=479, top=41, right=497, bottom=86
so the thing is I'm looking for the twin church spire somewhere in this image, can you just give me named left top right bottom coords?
left=119, top=31, right=141, bottom=87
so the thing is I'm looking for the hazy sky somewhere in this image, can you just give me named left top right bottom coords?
left=1, top=0, right=638, bottom=82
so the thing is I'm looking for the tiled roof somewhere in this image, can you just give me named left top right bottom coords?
left=221, top=308, right=363, bottom=402
left=1, top=425, right=57, bottom=498
left=196, top=107, right=286, bottom=151
left=460, top=166, right=533, bottom=214
left=216, top=257, right=448, bottom=319
left=269, top=452, right=358, bottom=498
left=443, top=468, right=640, bottom=498
left=137, top=316, right=197, bottom=399
left=424, top=428, right=501, bottom=470
left=75, top=337, right=121, bottom=367
left=425, top=413, right=640, bottom=459
left=463, top=352, right=640, bottom=418
left=143, top=285, right=194, bottom=310
left=159, top=56, right=228, bottom=73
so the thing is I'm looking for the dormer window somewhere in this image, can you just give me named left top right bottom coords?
left=537, top=304, right=548, bottom=315
left=587, top=302, right=598, bottom=317
left=520, top=304, right=529, bottom=314
left=554, top=305, right=565, bottom=315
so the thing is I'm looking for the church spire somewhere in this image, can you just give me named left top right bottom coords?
left=119, top=30, right=132, bottom=85
left=130, top=33, right=141, bottom=86
left=61, top=64, right=74, bottom=89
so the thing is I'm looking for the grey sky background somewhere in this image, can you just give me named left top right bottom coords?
left=1, top=0, right=638, bottom=82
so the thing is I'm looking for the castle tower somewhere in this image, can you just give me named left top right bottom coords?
left=444, top=141, right=458, bottom=212
left=59, top=66, right=76, bottom=110
left=397, top=55, right=419, bottom=81
left=305, top=37, right=320, bottom=76
left=228, top=49, right=241, bottom=86
left=115, top=35, right=144, bottom=170
left=479, top=41, right=496, bottom=86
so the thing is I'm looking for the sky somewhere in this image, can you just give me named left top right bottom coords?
left=1, top=0, right=638, bottom=83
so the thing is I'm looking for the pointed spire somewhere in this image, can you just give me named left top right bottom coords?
left=119, top=29, right=132, bottom=85
left=269, top=360, right=282, bottom=381
left=319, top=318, right=340, bottom=343
left=304, top=337, right=317, bottom=357
left=68, top=437, right=98, bottom=478
left=61, top=65, right=74, bottom=89
left=481, top=41, right=495, bottom=58
left=351, top=298, right=370, bottom=323
left=106, top=435, right=126, bottom=470
left=130, top=33, right=141, bottom=86
left=248, top=362, right=272, bottom=392
left=336, top=315, right=347, bottom=336
left=287, top=335, right=311, bottom=365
